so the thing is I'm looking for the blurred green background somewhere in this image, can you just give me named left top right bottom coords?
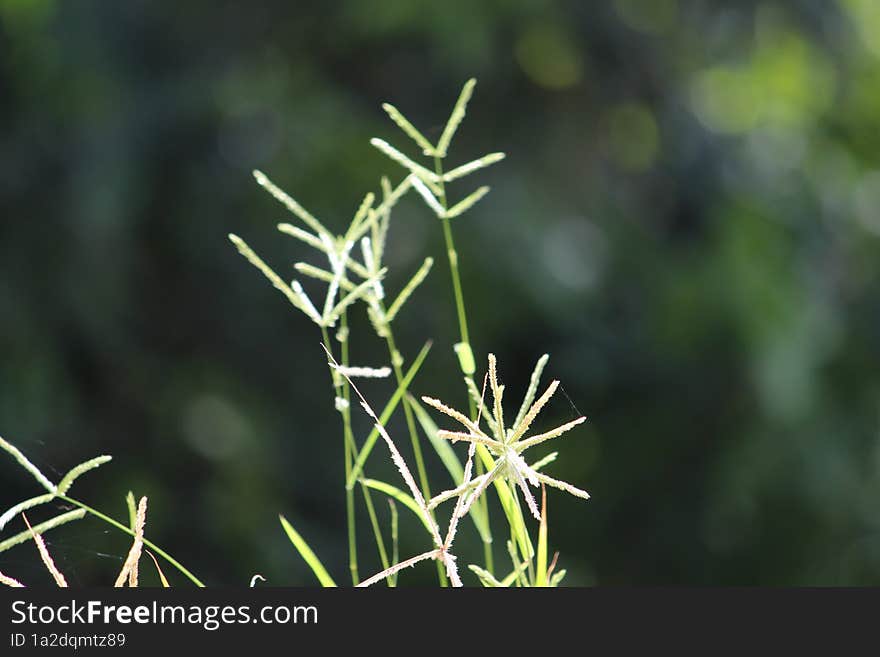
left=3, top=0, right=880, bottom=586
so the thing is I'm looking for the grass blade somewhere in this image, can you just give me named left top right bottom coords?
left=146, top=551, right=171, bottom=587
left=279, top=514, right=337, bottom=587
left=536, top=486, right=548, bottom=587
left=360, top=479, right=434, bottom=537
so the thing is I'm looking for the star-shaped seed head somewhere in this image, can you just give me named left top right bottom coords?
left=422, top=354, right=589, bottom=520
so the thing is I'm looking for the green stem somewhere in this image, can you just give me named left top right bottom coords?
left=321, top=322, right=359, bottom=585
left=383, top=322, right=448, bottom=587
left=434, top=155, right=493, bottom=573
left=359, top=481, right=391, bottom=586
left=58, top=495, right=204, bottom=587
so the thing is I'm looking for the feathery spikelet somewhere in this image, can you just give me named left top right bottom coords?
left=0, top=494, right=56, bottom=532
left=0, top=509, right=86, bottom=553
left=23, top=514, right=67, bottom=587
left=115, top=496, right=147, bottom=587
left=0, top=570, right=24, bottom=587
left=410, top=176, right=445, bottom=217
left=445, top=186, right=490, bottom=219
left=382, top=103, right=435, bottom=155
left=253, top=170, right=331, bottom=238
left=385, top=257, right=433, bottom=324
left=435, top=78, right=476, bottom=158
left=334, top=365, right=392, bottom=379
left=0, top=435, right=56, bottom=494
left=57, top=455, right=112, bottom=495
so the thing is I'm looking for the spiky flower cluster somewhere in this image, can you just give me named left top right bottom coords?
left=424, top=354, right=589, bottom=520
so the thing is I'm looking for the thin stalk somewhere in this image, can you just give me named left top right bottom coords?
left=383, top=323, right=448, bottom=587
left=321, top=322, right=359, bottom=585
left=58, top=495, right=204, bottom=587
left=434, top=155, right=493, bottom=572
left=359, top=481, right=391, bottom=586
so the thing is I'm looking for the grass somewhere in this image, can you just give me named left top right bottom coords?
left=0, top=78, right=590, bottom=588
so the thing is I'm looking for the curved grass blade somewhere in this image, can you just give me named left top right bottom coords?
left=146, top=551, right=171, bottom=587
left=279, top=514, right=337, bottom=587
left=359, top=479, right=433, bottom=537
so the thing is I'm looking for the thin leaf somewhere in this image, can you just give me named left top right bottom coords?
left=436, top=78, right=476, bottom=158
left=359, top=482, right=391, bottom=585
left=536, top=486, right=548, bottom=587
left=388, top=500, right=399, bottom=587
left=360, top=479, right=434, bottom=537
left=146, top=551, right=170, bottom=587
left=469, top=564, right=503, bottom=587
left=279, top=514, right=337, bottom=587
left=550, top=569, right=567, bottom=587
left=410, top=395, right=464, bottom=483
left=56, top=455, right=112, bottom=495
